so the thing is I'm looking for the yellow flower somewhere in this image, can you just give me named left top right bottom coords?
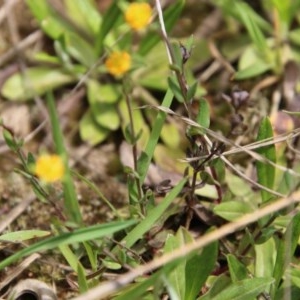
left=125, top=2, right=152, bottom=31
left=105, top=51, right=131, bottom=76
left=35, top=154, right=65, bottom=183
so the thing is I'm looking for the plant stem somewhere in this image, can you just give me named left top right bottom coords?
left=124, top=91, right=144, bottom=215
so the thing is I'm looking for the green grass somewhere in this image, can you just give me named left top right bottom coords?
left=1, top=0, right=300, bottom=299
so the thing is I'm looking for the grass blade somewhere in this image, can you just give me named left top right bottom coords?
left=119, top=178, right=186, bottom=249
left=47, top=92, right=82, bottom=224
left=0, top=220, right=135, bottom=270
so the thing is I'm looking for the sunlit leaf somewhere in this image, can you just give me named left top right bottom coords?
left=65, top=0, right=101, bottom=34
left=0, top=230, right=50, bottom=242
left=254, top=238, right=276, bottom=283
left=1, top=68, right=75, bottom=101
left=214, top=201, right=254, bottom=221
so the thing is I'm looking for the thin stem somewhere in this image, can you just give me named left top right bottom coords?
left=124, top=91, right=144, bottom=215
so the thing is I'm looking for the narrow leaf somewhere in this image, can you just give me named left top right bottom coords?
left=227, top=254, right=248, bottom=283
left=0, top=220, right=135, bottom=270
left=119, top=178, right=186, bottom=249
left=96, top=0, right=121, bottom=55
left=168, top=76, right=184, bottom=103
left=196, top=98, right=210, bottom=132
left=256, top=117, right=276, bottom=202
left=271, top=212, right=300, bottom=297
left=138, top=0, right=185, bottom=55
left=47, top=92, right=82, bottom=224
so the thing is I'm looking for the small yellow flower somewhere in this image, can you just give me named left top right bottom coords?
left=105, top=51, right=131, bottom=76
left=125, top=2, right=152, bottom=31
left=35, top=154, right=65, bottom=183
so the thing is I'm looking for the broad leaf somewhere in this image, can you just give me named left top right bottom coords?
left=79, top=110, right=110, bottom=145
left=1, top=68, right=75, bottom=101
left=255, top=237, right=276, bottom=281
left=212, top=277, right=274, bottom=300
left=185, top=240, right=218, bottom=300
left=214, top=201, right=254, bottom=221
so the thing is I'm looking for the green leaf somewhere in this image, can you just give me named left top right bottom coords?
left=271, top=212, right=300, bottom=297
left=199, top=274, right=231, bottom=300
left=0, top=230, right=50, bottom=242
left=117, top=178, right=187, bottom=249
left=226, top=172, right=252, bottom=196
left=58, top=243, right=81, bottom=272
left=214, top=0, right=272, bottom=33
left=2, top=129, right=17, bottom=151
left=96, top=0, right=122, bottom=55
left=255, top=238, right=276, bottom=283
left=1, top=68, right=75, bottom=101
left=79, top=110, right=110, bottom=145
left=88, top=80, right=120, bottom=104
left=186, top=81, right=198, bottom=102
left=171, top=42, right=184, bottom=68
left=137, top=89, right=174, bottom=183
left=168, top=76, right=184, bottom=103
left=47, top=92, right=82, bottom=224
left=214, top=201, right=254, bottom=221
left=138, top=0, right=185, bottom=55
left=209, top=158, right=226, bottom=183
left=115, top=273, right=160, bottom=300
left=160, top=123, right=181, bottom=149
left=87, top=84, right=120, bottom=131
left=196, top=98, right=210, bottom=131
left=26, top=0, right=64, bottom=39
left=270, top=0, right=299, bottom=33
left=87, top=81, right=120, bottom=130
left=0, top=220, right=135, bottom=270
left=52, top=224, right=82, bottom=272
left=234, top=62, right=272, bottom=80
left=256, top=117, right=276, bottom=202
left=119, top=98, right=150, bottom=149
left=235, top=1, right=268, bottom=54
left=227, top=254, right=249, bottom=283
left=163, top=229, right=189, bottom=299
left=185, top=240, right=218, bottom=300
left=134, top=43, right=170, bottom=91
left=65, top=32, right=97, bottom=67
left=65, top=0, right=101, bottom=34
left=211, top=277, right=274, bottom=300
left=77, top=262, right=88, bottom=293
